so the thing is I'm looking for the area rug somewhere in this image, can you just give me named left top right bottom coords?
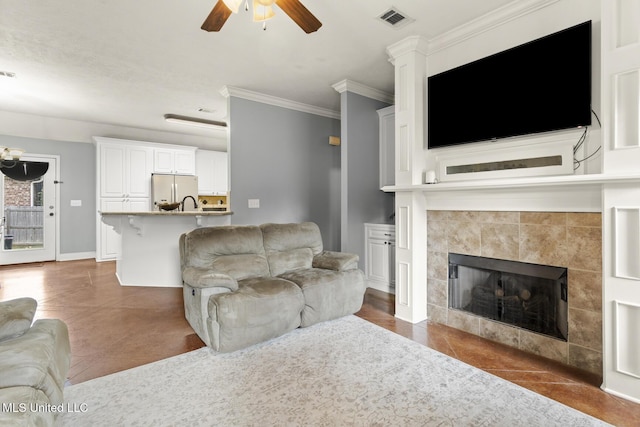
left=61, top=316, right=608, bottom=426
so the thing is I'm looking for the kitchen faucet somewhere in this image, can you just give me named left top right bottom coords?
left=181, top=195, right=198, bottom=211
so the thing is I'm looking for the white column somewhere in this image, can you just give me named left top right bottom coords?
left=601, top=0, right=640, bottom=403
left=387, top=36, right=429, bottom=323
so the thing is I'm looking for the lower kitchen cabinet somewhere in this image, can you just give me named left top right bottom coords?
left=364, top=223, right=395, bottom=294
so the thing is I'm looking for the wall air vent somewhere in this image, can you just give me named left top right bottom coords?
left=378, top=7, right=414, bottom=29
left=0, top=71, right=16, bottom=78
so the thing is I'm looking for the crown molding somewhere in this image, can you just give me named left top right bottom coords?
left=386, top=35, right=429, bottom=64
left=428, top=0, right=560, bottom=54
left=331, top=79, right=394, bottom=104
left=220, top=86, right=340, bottom=120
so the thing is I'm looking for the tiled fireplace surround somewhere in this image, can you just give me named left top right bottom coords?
left=425, top=210, right=602, bottom=375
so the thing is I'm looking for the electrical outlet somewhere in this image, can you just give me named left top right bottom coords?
left=248, top=199, right=260, bottom=208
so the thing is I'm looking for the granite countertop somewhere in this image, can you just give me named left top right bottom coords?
left=100, top=210, right=233, bottom=216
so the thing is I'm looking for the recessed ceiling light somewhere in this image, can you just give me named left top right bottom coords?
left=0, top=71, right=17, bottom=78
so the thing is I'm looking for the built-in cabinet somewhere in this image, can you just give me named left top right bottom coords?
left=94, top=137, right=198, bottom=261
left=196, top=150, right=228, bottom=195
left=364, top=223, right=395, bottom=294
left=153, top=147, right=196, bottom=175
left=377, top=106, right=395, bottom=188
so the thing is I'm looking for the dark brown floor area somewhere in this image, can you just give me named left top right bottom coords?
left=1, top=260, right=638, bottom=426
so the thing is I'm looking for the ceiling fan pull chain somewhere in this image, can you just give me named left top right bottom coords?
left=263, top=21, right=267, bottom=30
left=245, top=0, right=249, bottom=12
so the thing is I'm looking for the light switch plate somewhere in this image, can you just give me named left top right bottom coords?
left=70, top=200, right=82, bottom=207
left=248, top=199, right=260, bottom=208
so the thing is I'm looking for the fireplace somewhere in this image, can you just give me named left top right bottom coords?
left=425, top=210, right=602, bottom=375
left=448, top=253, right=568, bottom=341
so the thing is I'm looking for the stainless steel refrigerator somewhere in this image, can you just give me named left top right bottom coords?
left=151, top=174, right=199, bottom=211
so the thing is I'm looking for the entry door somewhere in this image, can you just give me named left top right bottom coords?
left=0, top=155, right=57, bottom=265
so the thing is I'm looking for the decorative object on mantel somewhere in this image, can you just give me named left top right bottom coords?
left=0, top=147, right=50, bottom=181
left=201, top=0, right=322, bottom=33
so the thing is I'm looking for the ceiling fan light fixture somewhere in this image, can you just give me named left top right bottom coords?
left=222, top=0, right=243, bottom=13
left=0, top=147, right=24, bottom=161
left=253, top=0, right=275, bottom=22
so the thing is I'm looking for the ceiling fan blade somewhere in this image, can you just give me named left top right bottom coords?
left=201, top=0, right=233, bottom=32
left=275, top=0, right=322, bottom=33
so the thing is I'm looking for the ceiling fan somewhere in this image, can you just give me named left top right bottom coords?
left=201, top=0, right=322, bottom=33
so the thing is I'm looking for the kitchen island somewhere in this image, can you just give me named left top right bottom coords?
left=100, top=211, right=232, bottom=287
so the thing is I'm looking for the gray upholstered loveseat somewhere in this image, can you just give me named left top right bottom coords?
left=0, top=297, right=71, bottom=426
left=179, top=222, right=366, bottom=352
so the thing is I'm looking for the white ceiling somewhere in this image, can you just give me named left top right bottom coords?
left=0, top=0, right=515, bottom=148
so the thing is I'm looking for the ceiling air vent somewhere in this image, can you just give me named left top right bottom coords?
left=378, top=7, right=414, bottom=29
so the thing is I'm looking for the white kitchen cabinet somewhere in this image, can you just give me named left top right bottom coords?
left=100, top=144, right=152, bottom=198
left=196, top=150, right=228, bottom=195
left=377, top=106, right=395, bottom=188
left=364, top=223, right=396, bottom=294
left=153, top=147, right=196, bottom=175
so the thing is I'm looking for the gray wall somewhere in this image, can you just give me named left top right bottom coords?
left=0, top=135, right=96, bottom=255
left=228, top=97, right=342, bottom=250
left=340, top=92, right=394, bottom=264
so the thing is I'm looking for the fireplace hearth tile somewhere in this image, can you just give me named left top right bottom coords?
left=447, top=221, right=481, bottom=255
left=427, top=278, right=447, bottom=307
left=567, top=212, right=602, bottom=227
left=427, top=220, right=447, bottom=252
left=567, top=227, right=602, bottom=272
left=568, top=308, right=602, bottom=350
left=479, top=318, right=520, bottom=348
left=481, top=223, right=519, bottom=260
left=427, top=303, right=447, bottom=324
left=521, top=212, right=567, bottom=225
left=448, top=309, right=480, bottom=335
left=477, top=211, right=520, bottom=224
left=568, top=270, right=602, bottom=312
left=519, top=224, right=568, bottom=266
left=568, top=344, right=602, bottom=376
left=520, top=330, right=568, bottom=363
left=427, top=251, right=447, bottom=280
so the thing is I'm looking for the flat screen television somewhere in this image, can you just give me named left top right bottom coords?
left=427, top=21, right=592, bottom=149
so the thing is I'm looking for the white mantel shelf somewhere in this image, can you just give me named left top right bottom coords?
left=382, top=173, right=640, bottom=193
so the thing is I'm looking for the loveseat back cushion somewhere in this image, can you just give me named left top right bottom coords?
left=0, top=297, right=37, bottom=342
left=261, top=222, right=323, bottom=276
left=181, top=225, right=270, bottom=280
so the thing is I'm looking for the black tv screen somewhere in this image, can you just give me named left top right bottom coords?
left=427, top=21, right=592, bottom=149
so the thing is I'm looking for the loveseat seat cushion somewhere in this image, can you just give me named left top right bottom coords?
left=0, top=297, right=37, bottom=342
left=0, top=319, right=71, bottom=406
left=261, top=222, right=323, bottom=276
left=279, top=268, right=365, bottom=327
left=0, top=386, right=55, bottom=427
left=207, top=277, right=305, bottom=352
left=181, top=225, right=270, bottom=280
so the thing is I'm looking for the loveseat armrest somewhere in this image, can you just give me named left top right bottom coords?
left=182, top=267, right=239, bottom=291
left=312, top=251, right=359, bottom=271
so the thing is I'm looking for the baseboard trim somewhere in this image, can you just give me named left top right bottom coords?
left=58, top=251, right=96, bottom=262
left=366, top=280, right=395, bottom=295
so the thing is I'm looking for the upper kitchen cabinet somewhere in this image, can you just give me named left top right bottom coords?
left=196, top=150, right=228, bottom=195
left=99, top=142, right=152, bottom=198
left=153, top=147, right=197, bottom=175
left=377, top=106, right=395, bottom=188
